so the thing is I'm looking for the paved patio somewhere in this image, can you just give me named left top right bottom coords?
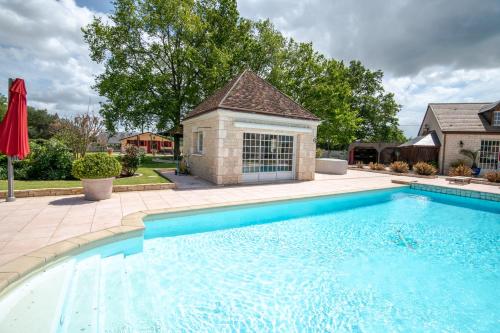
left=0, top=170, right=498, bottom=266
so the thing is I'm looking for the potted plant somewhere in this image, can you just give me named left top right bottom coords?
left=72, top=153, right=122, bottom=200
left=460, top=149, right=480, bottom=176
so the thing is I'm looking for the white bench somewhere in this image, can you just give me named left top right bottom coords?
left=445, top=176, right=471, bottom=185
left=315, top=158, right=348, bottom=175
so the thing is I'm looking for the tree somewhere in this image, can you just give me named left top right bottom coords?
left=83, top=0, right=262, bottom=159
left=52, top=113, right=103, bottom=158
left=0, top=93, right=59, bottom=139
left=268, top=41, right=358, bottom=148
left=0, top=94, right=6, bottom=120
left=83, top=0, right=406, bottom=153
left=346, top=61, right=406, bottom=143
left=27, top=106, right=60, bottom=139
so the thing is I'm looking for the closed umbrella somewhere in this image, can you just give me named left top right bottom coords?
left=0, top=78, right=29, bottom=202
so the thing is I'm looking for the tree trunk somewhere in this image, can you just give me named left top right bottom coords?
left=174, top=133, right=181, bottom=160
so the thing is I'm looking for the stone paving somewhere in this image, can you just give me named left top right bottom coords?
left=0, top=170, right=498, bottom=266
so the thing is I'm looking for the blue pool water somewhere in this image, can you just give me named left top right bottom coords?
left=2, top=188, right=500, bottom=332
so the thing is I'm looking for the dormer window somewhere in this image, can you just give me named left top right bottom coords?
left=493, top=111, right=500, bottom=126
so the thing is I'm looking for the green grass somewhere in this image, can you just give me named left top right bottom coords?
left=0, top=156, right=176, bottom=191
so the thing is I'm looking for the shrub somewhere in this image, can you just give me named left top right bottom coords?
left=0, top=154, right=6, bottom=180
left=120, top=145, right=144, bottom=177
left=485, top=171, right=500, bottom=183
left=369, top=162, right=386, bottom=170
left=0, top=139, right=74, bottom=180
left=355, top=161, right=364, bottom=168
left=448, top=164, right=472, bottom=177
left=413, top=162, right=437, bottom=176
left=26, top=139, right=74, bottom=180
left=316, top=148, right=323, bottom=158
left=72, top=153, right=122, bottom=179
left=390, top=161, right=409, bottom=173
left=450, top=159, right=469, bottom=168
left=0, top=156, right=29, bottom=180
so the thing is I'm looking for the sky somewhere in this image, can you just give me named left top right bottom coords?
left=0, top=0, right=499, bottom=137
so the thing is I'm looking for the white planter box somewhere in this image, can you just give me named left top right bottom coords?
left=315, top=158, right=348, bottom=175
left=82, top=178, right=114, bottom=201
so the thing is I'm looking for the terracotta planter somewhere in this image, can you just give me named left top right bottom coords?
left=82, top=178, right=114, bottom=201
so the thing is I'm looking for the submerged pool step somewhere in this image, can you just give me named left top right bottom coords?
left=123, top=253, right=166, bottom=331
left=58, top=255, right=101, bottom=333
left=0, top=259, right=76, bottom=333
left=98, top=253, right=128, bottom=332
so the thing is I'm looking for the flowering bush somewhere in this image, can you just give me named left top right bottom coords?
left=120, top=145, right=144, bottom=176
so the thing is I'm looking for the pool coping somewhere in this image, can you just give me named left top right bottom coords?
left=0, top=184, right=410, bottom=296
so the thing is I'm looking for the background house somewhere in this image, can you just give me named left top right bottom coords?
left=182, top=70, right=320, bottom=185
left=120, top=132, right=174, bottom=154
left=418, top=101, right=500, bottom=174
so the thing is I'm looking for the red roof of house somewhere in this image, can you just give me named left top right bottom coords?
left=184, top=70, right=319, bottom=121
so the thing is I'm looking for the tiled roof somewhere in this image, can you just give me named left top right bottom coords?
left=184, top=70, right=320, bottom=121
left=428, top=103, right=500, bottom=132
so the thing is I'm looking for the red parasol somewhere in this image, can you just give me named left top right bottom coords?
left=0, top=78, right=30, bottom=159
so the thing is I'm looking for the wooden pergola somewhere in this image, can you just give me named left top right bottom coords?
left=348, top=142, right=401, bottom=164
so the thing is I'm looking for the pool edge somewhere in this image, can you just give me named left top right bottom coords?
left=0, top=184, right=406, bottom=295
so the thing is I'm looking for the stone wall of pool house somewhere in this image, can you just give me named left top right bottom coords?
left=183, top=109, right=318, bottom=185
left=183, top=112, right=220, bottom=184
left=295, top=131, right=317, bottom=181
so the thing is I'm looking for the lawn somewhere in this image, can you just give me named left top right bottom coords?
left=0, top=156, right=176, bottom=191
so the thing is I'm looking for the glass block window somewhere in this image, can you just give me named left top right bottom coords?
left=242, top=133, right=294, bottom=173
left=493, top=111, right=500, bottom=126
left=478, top=140, right=500, bottom=170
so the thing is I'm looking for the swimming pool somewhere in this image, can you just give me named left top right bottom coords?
left=0, top=188, right=499, bottom=332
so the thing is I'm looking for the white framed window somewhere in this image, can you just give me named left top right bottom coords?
left=194, top=131, right=204, bottom=154
left=478, top=139, right=500, bottom=170
left=493, top=111, right=500, bottom=126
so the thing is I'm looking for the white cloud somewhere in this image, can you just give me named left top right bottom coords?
left=0, top=0, right=105, bottom=116
left=0, top=0, right=498, bottom=139
left=238, top=0, right=500, bottom=137
left=384, top=67, right=500, bottom=136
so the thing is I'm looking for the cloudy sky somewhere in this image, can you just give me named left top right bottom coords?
left=1, top=0, right=499, bottom=136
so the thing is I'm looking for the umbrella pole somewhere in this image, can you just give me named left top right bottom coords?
left=5, top=78, right=15, bottom=202
left=6, top=156, right=15, bottom=202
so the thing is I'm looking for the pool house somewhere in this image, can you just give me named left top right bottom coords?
left=182, top=70, right=320, bottom=185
